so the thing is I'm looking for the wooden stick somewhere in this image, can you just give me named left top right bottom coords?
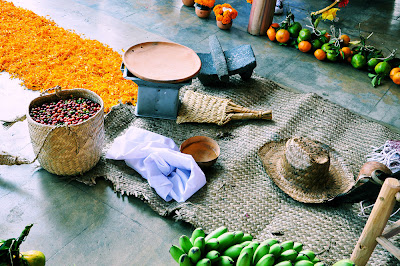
left=248, top=0, right=276, bottom=36
left=350, top=178, right=400, bottom=266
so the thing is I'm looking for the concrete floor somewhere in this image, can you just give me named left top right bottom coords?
left=0, top=0, right=399, bottom=265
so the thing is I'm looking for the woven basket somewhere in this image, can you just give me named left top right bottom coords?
left=27, top=88, right=105, bottom=176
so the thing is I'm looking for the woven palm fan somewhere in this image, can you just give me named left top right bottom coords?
left=177, top=90, right=272, bottom=125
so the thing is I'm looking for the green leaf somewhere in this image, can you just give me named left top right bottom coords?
left=371, top=75, right=377, bottom=87
left=368, top=73, right=376, bottom=78
left=378, top=75, right=382, bottom=86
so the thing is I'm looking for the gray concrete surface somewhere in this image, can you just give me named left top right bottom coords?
left=1, top=0, right=399, bottom=265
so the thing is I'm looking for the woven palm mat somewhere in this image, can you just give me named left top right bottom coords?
left=84, top=75, right=400, bottom=265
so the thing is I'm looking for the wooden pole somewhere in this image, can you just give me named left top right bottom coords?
left=350, top=178, right=400, bottom=266
left=248, top=0, right=277, bottom=36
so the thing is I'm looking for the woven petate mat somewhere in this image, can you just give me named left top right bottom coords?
left=83, top=76, right=400, bottom=265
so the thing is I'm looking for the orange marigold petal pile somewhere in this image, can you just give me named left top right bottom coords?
left=0, top=0, right=137, bottom=112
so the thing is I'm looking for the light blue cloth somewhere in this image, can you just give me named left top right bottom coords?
left=105, top=127, right=206, bottom=202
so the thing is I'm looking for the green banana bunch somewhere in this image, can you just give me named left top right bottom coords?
left=170, top=227, right=330, bottom=266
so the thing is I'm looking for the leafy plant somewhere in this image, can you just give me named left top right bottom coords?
left=0, top=224, right=33, bottom=266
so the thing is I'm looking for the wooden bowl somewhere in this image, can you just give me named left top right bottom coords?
left=180, top=136, right=220, bottom=168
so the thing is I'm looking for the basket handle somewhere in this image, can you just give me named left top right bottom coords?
left=40, top=85, right=62, bottom=97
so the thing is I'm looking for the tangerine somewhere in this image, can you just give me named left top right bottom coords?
left=339, top=34, right=350, bottom=46
left=298, top=41, right=312, bottom=53
left=276, top=29, right=290, bottom=43
left=270, top=23, right=280, bottom=28
left=393, top=72, right=400, bottom=85
left=340, top=47, right=351, bottom=59
left=267, top=27, right=276, bottom=41
left=21, top=250, right=46, bottom=266
left=314, top=49, right=326, bottom=61
left=375, top=61, right=391, bottom=76
left=389, top=67, right=400, bottom=80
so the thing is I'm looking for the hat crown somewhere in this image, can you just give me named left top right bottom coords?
left=283, top=137, right=330, bottom=188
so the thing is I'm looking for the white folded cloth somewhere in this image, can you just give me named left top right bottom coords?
left=105, top=127, right=206, bottom=202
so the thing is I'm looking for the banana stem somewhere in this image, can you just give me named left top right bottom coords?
left=311, top=0, right=340, bottom=16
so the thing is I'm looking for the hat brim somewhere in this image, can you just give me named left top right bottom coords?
left=258, top=139, right=355, bottom=203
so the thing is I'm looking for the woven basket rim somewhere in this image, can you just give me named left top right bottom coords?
left=27, top=88, right=104, bottom=129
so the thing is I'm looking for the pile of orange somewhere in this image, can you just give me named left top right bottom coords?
left=266, top=21, right=400, bottom=86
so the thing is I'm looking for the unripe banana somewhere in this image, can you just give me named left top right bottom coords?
left=215, top=255, right=234, bottom=266
left=274, top=261, right=293, bottom=266
left=217, top=232, right=236, bottom=251
left=261, top=238, right=279, bottom=247
left=280, top=240, right=294, bottom=252
left=205, top=238, right=219, bottom=252
left=240, top=233, right=253, bottom=242
left=236, top=251, right=251, bottom=266
left=294, top=260, right=314, bottom=266
left=332, top=259, right=356, bottom=266
left=312, top=257, right=321, bottom=263
left=191, top=228, right=205, bottom=244
left=232, top=231, right=244, bottom=245
left=239, top=241, right=252, bottom=248
left=240, top=246, right=255, bottom=260
left=193, top=236, right=205, bottom=255
left=253, top=243, right=271, bottom=265
left=196, top=258, right=211, bottom=266
left=205, top=250, right=220, bottom=263
left=179, top=254, right=192, bottom=266
left=170, top=245, right=185, bottom=263
left=268, top=243, right=284, bottom=258
left=255, top=254, right=275, bottom=266
left=276, top=249, right=298, bottom=263
left=248, top=241, right=260, bottom=251
left=295, top=250, right=316, bottom=262
left=205, top=226, right=228, bottom=242
left=188, top=247, right=201, bottom=264
left=293, top=242, right=303, bottom=253
left=314, top=262, right=327, bottom=266
left=222, top=244, right=243, bottom=260
left=179, top=235, right=193, bottom=254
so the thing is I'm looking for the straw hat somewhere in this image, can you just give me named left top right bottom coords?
left=258, top=137, right=355, bottom=203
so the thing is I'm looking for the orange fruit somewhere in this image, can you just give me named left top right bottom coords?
left=314, top=49, right=326, bottom=61
left=298, top=41, right=312, bottom=53
left=270, top=23, right=280, bottom=28
left=389, top=67, right=400, bottom=80
left=276, top=29, right=290, bottom=43
left=393, top=72, right=400, bottom=85
left=267, top=27, right=276, bottom=41
left=324, top=32, right=331, bottom=42
left=340, top=34, right=350, bottom=46
left=347, top=55, right=353, bottom=63
left=340, top=47, right=352, bottom=59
